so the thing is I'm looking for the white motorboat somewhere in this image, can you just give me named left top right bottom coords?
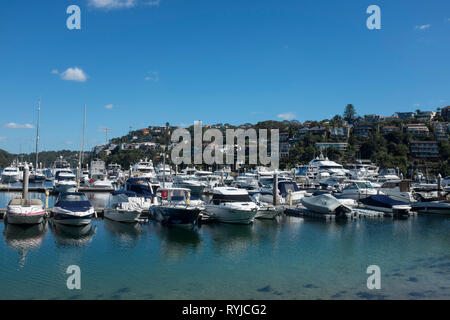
left=53, top=170, right=77, bottom=193
left=173, top=175, right=206, bottom=197
left=340, top=180, right=380, bottom=200
left=301, top=193, right=352, bottom=216
left=205, top=187, right=259, bottom=224
left=90, top=174, right=114, bottom=189
left=52, top=192, right=95, bottom=226
left=254, top=204, right=283, bottom=220
left=257, top=181, right=308, bottom=205
left=1, top=166, right=21, bottom=183
left=5, top=198, right=46, bottom=224
left=104, top=190, right=144, bottom=223
left=50, top=156, right=71, bottom=178
left=130, top=158, right=156, bottom=179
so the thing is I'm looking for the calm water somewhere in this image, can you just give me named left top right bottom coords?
left=1, top=188, right=450, bottom=300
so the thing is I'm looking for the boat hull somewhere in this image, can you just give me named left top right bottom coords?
left=5, top=212, right=45, bottom=224
left=205, top=206, right=258, bottom=224
left=150, top=206, right=201, bottom=225
left=104, top=209, right=142, bottom=223
left=52, top=212, right=93, bottom=226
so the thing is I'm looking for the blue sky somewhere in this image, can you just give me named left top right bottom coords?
left=0, top=0, right=449, bottom=153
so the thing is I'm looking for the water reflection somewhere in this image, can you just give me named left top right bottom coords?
left=50, top=222, right=96, bottom=247
left=152, top=222, right=202, bottom=260
left=3, top=222, right=47, bottom=267
left=104, top=219, right=145, bottom=248
left=203, top=223, right=255, bottom=256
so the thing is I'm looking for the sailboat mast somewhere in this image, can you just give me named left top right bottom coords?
left=35, top=99, right=41, bottom=171
left=79, top=104, right=86, bottom=167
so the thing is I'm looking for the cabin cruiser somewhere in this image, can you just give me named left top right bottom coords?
left=29, top=169, right=46, bottom=183
left=155, top=163, right=172, bottom=180
left=308, top=154, right=349, bottom=179
left=50, top=156, right=71, bottom=178
left=1, top=166, right=21, bottom=183
left=340, top=180, right=379, bottom=200
left=123, top=178, right=157, bottom=211
left=104, top=190, right=144, bottom=223
left=376, top=168, right=400, bottom=183
left=377, top=181, right=416, bottom=203
left=347, top=160, right=379, bottom=180
left=130, top=159, right=156, bottom=179
left=53, top=170, right=77, bottom=193
left=359, top=195, right=411, bottom=219
left=173, top=175, right=206, bottom=197
left=257, top=181, right=308, bottom=205
left=52, top=192, right=95, bottom=225
left=197, top=175, right=221, bottom=193
left=150, top=187, right=204, bottom=225
left=5, top=197, right=46, bottom=224
left=205, top=187, right=259, bottom=224
left=301, top=193, right=352, bottom=217
left=107, top=163, right=123, bottom=181
left=90, top=173, right=114, bottom=189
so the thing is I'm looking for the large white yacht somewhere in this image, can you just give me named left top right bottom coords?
left=130, top=158, right=156, bottom=179
left=308, top=154, right=349, bottom=179
left=50, top=156, right=71, bottom=178
left=53, top=169, right=77, bottom=193
left=1, top=166, right=21, bottom=183
left=205, top=187, right=259, bottom=224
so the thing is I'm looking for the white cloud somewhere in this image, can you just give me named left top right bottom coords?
left=51, top=69, right=59, bottom=74
left=3, top=123, right=34, bottom=129
left=60, top=67, right=88, bottom=82
left=415, top=24, right=431, bottom=30
left=104, top=104, right=113, bottom=109
left=88, top=0, right=137, bottom=9
left=0, top=136, right=6, bottom=141
left=144, top=0, right=160, bottom=6
left=145, top=71, right=159, bottom=82
left=277, top=112, right=295, bottom=120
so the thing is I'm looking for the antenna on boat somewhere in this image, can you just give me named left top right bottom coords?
left=78, top=104, right=86, bottom=188
left=34, top=98, right=41, bottom=174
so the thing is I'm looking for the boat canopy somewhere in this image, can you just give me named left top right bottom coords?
left=278, top=181, right=300, bottom=196
left=360, top=195, right=409, bottom=209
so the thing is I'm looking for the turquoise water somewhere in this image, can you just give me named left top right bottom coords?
left=1, top=190, right=450, bottom=300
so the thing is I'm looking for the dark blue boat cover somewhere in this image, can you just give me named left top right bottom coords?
left=360, top=195, right=408, bottom=208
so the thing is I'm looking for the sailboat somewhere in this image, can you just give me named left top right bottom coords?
left=29, top=99, right=46, bottom=183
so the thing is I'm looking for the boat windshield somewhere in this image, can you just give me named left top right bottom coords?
left=212, top=194, right=252, bottom=204
left=57, top=175, right=75, bottom=181
left=60, top=194, right=88, bottom=202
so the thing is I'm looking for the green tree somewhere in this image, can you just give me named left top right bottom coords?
left=343, top=104, right=357, bottom=123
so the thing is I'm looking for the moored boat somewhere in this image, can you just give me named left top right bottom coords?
left=205, top=187, right=259, bottom=224
left=150, top=188, right=204, bottom=225
left=301, top=193, right=352, bottom=216
left=5, top=198, right=46, bottom=224
left=104, top=190, right=144, bottom=223
left=52, top=192, right=95, bottom=226
left=359, top=195, right=411, bottom=219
